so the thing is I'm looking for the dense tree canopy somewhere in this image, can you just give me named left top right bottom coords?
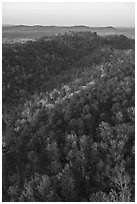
left=2, top=32, right=135, bottom=201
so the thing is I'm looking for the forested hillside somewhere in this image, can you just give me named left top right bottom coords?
left=2, top=32, right=135, bottom=201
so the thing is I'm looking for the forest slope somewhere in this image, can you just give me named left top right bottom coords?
left=2, top=32, right=135, bottom=202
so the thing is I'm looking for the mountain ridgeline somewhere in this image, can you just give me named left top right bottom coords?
left=2, top=32, right=135, bottom=201
left=2, top=25, right=135, bottom=43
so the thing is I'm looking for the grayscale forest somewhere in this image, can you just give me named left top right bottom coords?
left=2, top=31, right=135, bottom=201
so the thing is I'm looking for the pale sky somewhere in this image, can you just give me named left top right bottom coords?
left=2, top=2, right=135, bottom=27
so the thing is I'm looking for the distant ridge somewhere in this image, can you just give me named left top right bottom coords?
left=2, top=25, right=135, bottom=43
left=2, top=24, right=116, bottom=29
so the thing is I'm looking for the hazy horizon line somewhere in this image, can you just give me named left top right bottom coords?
left=2, top=24, right=135, bottom=28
